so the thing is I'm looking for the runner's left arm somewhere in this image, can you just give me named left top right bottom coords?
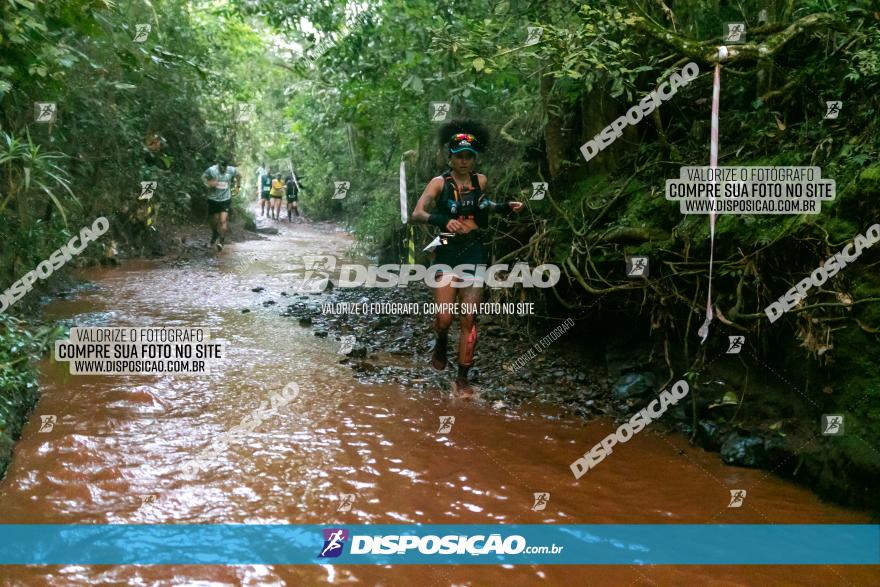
left=477, top=175, right=523, bottom=215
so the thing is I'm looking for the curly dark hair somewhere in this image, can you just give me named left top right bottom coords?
left=437, top=118, right=490, bottom=153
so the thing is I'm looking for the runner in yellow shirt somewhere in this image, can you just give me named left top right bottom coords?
left=270, top=173, right=285, bottom=220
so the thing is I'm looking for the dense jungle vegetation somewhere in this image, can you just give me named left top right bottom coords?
left=1, top=0, right=878, bottom=504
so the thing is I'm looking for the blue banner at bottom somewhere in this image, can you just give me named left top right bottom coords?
left=0, top=524, right=877, bottom=565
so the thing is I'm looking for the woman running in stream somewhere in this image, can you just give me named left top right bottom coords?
left=412, top=120, right=524, bottom=397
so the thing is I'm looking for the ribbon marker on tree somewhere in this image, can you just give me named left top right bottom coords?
left=400, top=159, right=415, bottom=264
left=399, top=159, right=408, bottom=225
left=285, top=159, right=303, bottom=215
left=698, top=46, right=727, bottom=344
left=287, top=159, right=300, bottom=192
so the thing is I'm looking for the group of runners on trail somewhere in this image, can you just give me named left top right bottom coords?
left=199, top=161, right=301, bottom=251
left=200, top=118, right=522, bottom=396
left=256, top=163, right=301, bottom=221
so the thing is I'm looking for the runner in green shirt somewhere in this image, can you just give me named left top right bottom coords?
left=259, top=171, right=272, bottom=217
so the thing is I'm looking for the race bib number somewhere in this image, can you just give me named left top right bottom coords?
left=215, top=181, right=229, bottom=189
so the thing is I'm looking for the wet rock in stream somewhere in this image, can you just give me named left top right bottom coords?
left=720, top=433, right=767, bottom=467
left=697, top=420, right=726, bottom=451
left=612, top=372, right=658, bottom=400
left=345, top=345, right=368, bottom=359
left=277, top=284, right=653, bottom=423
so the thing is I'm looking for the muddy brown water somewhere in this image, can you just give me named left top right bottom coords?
left=0, top=218, right=876, bottom=586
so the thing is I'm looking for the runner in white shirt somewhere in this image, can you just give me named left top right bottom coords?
left=201, top=159, right=241, bottom=251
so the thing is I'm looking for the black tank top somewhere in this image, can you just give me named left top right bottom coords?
left=436, top=171, right=490, bottom=228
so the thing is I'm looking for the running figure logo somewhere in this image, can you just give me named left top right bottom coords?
left=38, top=415, right=57, bottom=432
left=525, top=26, right=544, bottom=46
left=337, top=494, right=355, bottom=512
left=233, top=256, right=260, bottom=273
left=339, top=335, right=356, bottom=355
left=626, top=256, right=649, bottom=278
left=531, top=492, right=550, bottom=511
left=726, top=336, right=745, bottom=354
left=34, top=102, right=57, bottom=123
left=299, top=255, right=335, bottom=293
left=437, top=416, right=455, bottom=434
left=133, top=24, right=151, bottom=43
left=724, top=23, right=746, bottom=43
left=318, top=528, right=349, bottom=558
left=821, top=414, right=844, bottom=436
left=531, top=182, right=548, bottom=201
left=727, top=489, right=746, bottom=508
left=429, top=102, right=451, bottom=122
left=236, top=103, right=255, bottom=123
left=332, top=181, right=350, bottom=199
left=825, top=101, right=842, bottom=120
left=139, top=494, right=159, bottom=509
left=139, top=181, right=157, bottom=201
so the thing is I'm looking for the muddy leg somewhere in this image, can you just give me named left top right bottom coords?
left=454, top=283, right=482, bottom=395
left=431, top=272, right=455, bottom=370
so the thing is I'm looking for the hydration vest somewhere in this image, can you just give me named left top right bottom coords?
left=437, top=171, right=490, bottom=229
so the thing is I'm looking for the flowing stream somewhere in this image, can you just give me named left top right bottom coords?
left=0, top=219, right=874, bottom=586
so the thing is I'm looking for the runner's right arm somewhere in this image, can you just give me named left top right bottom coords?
left=202, top=169, right=218, bottom=188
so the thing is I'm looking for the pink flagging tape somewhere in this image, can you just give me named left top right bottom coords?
left=698, top=61, right=722, bottom=343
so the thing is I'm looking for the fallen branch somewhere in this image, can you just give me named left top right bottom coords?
left=564, top=257, right=639, bottom=295
left=589, top=226, right=669, bottom=244
left=626, top=12, right=843, bottom=64
left=759, top=80, right=797, bottom=103
left=729, top=297, right=880, bottom=320
left=855, top=319, right=880, bottom=334
left=651, top=0, right=677, bottom=31
left=500, top=115, right=528, bottom=145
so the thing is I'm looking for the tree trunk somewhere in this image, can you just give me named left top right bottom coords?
left=579, top=88, right=617, bottom=173
left=757, top=0, right=794, bottom=99
left=541, top=74, right=565, bottom=180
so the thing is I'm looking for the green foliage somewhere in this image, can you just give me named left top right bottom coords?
left=0, top=0, right=272, bottom=287
left=0, top=131, right=78, bottom=282
left=0, top=315, right=61, bottom=475
left=231, top=0, right=880, bottom=480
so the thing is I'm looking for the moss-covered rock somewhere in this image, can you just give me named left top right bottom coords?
left=858, top=164, right=880, bottom=194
